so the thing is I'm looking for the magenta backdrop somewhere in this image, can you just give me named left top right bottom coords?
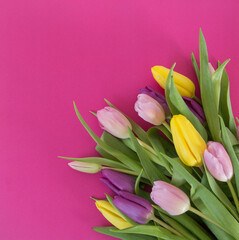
left=0, top=0, right=239, bottom=239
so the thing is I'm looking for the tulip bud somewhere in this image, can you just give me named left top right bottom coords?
left=151, top=66, right=195, bottom=98
left=140, top=86, right=171, bottom=116
left=100, top=169, right=136, bottom=194
left=95, top=200, right=133, bottom=230
left=97, top=107, right=132, bottom=139
left=204, top=141, right=233, bottom=182
left=171, top=115, right=207, bottom=166
left=183, top=97, right=205, bottom=124
left=68, top=161, right=101, bottom=173
left=113, top=191, right=154, bottom=224
left=151, top=181, right=190, bottom=216
left=135, top=94, right=165, bottom=125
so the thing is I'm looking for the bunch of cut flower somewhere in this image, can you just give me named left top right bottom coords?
left=61, top=30, right=239, bottom=240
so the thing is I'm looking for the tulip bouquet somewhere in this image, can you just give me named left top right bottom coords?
left=61, top=30, right=239, bottom=240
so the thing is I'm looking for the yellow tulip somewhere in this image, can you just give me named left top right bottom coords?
left=151, top=66, right=195, bottom=98
left=95, top=200, right=133, bottom=230
left=170, top=115, right=207, bottom=166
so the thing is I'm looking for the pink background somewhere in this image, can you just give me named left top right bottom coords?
left=0, top=0, right=239, bottom=239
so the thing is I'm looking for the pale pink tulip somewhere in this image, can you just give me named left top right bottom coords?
left=204, top=141, right=233, bottom=182
left=151, top=181, right=190, bottom=216
left=97, top=107, right=132, bottom=139
left=135, top=94, right=165, bottom=125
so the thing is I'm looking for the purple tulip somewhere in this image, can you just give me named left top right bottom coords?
left=97, top=107, right=132, bottom=139
left=100, top=169, right=136, bottom=194
left=151, top=181, right=190, bottom=216
left=135, top=94, right=165, bottom=125
left=113, top=191, right=154, bottom=224
left=140, top=86, right=170, bottom=116
left=183, top=97, right=205, bottom=124
left=204, top=141, right=234, bottom=182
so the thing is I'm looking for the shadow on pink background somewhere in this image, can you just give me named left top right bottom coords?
left=0, top=0, right=239, bottom=239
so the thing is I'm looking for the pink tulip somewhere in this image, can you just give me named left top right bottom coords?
left=97, top=107, right=132, bottom=139
left=150, top=181, right=190, bottom=216
left=135, top=94, right=165, bottom=125
left=204, top=141, right=233, bottom=182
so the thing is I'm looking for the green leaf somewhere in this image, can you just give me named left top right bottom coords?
left=147, top=127, right=172, bottom=174
left=159, top=212, right=198, bottom=240
left=191, top=52, right=200, bottom=83
left=165, top=64, right=208, bottom=141
left=59, top=156, right=127, bottom=169
left=158, top=125, right=173, bottom=142
left=73, top=102, right=142, bottom=173
left=95, top=145, right=119, bottom=161
left=128, top=128, right=169, bottom=184
left=135, top=169, right=144, bottom=195
left=219, top=62, right=237, bottom=136
left=219, top=116, right=239, bottom=196
left=212, top=59, right=230, bottom=111
left=226, top=127, right=239, bottom=146
left=112, top=225, right=186, bottom=240
left=202, top=156, right=239, bottom=221
left=101, top=131, right=140, bottom=162
left=105, top=99, right=151, bottom=145
left=93, top=227, right=157, bottom=240
left=199, top=29, right=221, bottom=142
left=161, top=153, right=239, bottom=239
left=159, top=136, right=177, bottom=158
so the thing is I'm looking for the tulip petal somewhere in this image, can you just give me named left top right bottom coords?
left=95, top=200, right=133, bottom=230
left=151, top=66, right=195, bottom=98
left=119, top=191, right=153, bottom=212
left=113, top=196, right=152, bottom=224
left=101, top=169, right=136, bottom=193
left=151, top=181, right=190, bottom=216
left=171, top=115, right=206, bottom=166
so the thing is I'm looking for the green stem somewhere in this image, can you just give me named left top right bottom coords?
left=162, top=121, right=171, bottom=133
left=189, top=207, right=227, bottom=232
left=227, top=180, right=239, bottom=213
left=102, top=167, right=138, bottom=176
left=151, top=215, right=183, bottom=237
left=137, top=138, right=157, bottom=155
left=193, top=96, right=202, bottom=105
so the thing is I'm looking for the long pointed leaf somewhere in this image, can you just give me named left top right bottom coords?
left=219, top=116, right=239, bottom=195
left=199, top=29, right=221, bottom=142
left=219, top=62, right=237, bottom=136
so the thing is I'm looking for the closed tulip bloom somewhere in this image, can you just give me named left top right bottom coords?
left=113, top=191, right=154, bottom=224
left=151, top=181, right=190, bottom=216
left=100, top=169, right=136, bottom=194
left=97, top=107, right=132, bottom=139
left=204, top=141, right=233, bottom=182
left=95, top=200, right=133, bottom=230
left=135, top=94, right=165, bottom=125
left=183, top=97, right=206, bottom=124
left=151, top=66, right=195, bottom=98
left=171, top=115, right=207, bottom=166
left=140, top=86, right=171, bottom=116
left=68, top=161, right=101, bottom=173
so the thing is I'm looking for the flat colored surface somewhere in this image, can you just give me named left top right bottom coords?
left=0, top=0, right=239, bottom=239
